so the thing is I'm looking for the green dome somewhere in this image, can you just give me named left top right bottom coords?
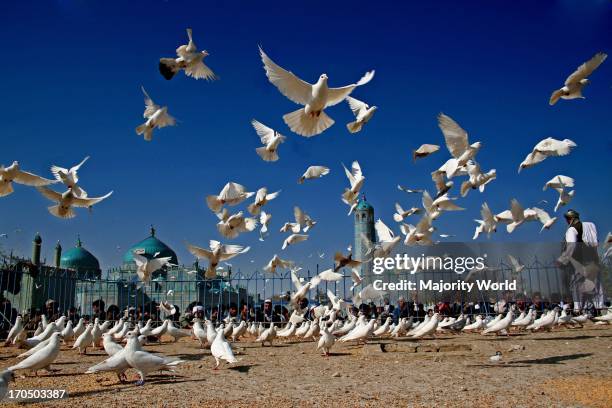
left=123, top=226, right=178, bottom=266
left=356, top=195, right=373, bottom=211
left=60, top=237, right=100, bottom=272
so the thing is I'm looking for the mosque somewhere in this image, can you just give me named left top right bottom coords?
left=0, top=226, right=256, bottom=319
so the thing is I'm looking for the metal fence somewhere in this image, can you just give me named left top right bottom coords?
left=1, top=252, right=610, bottom=334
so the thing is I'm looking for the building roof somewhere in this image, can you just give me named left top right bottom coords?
left=122, top=226, right=179, bottom=266
left=356, top=195, right=373, bottom=211
left=60, top=237, right=100, bottom=272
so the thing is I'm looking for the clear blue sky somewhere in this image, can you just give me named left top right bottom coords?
left=0, top=0, right=610, bottom=273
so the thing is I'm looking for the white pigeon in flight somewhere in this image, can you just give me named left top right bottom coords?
left=259, top=211, right=272, bottom=240
left=460, top=161, right=496, bottom=197
left=159, top=28, right=217, bottom=81
left=400, top=214, right=435, bottom=246
left=413, top=144, right=440, bottom=161
left=186, top=240, right=250, bottom=279
left=553, top=188, right=575, bottom=213
left=393, top=203, right=421, bottom=222
left=543, top=175, right=574, bottom=191
left=473, top=202, right=497, bottom=240
left=533, top=207, right=557, bottom=232
left=422, top=190, right=464, bottom=219
left=50, top=156, right=90, bottom=198
left=549, top=52, right=607, bottom=105
left=437, top=113, right=482, bottom=178
left=37, top=187, right=112, bottom=219
left=362, top=219, right=401, bottom=258
left=259, top=47, right=374, bottom=137
left=252, top=119, right=287, bottom=162
left=135, top=87, right=176, bottom=142
left=298, top=165, right=330, bottom=184
left=341, top=161, right=365, bottom=207
left=216, top=209, right=258, bottom=239
left=294, top=206, right=317, bottom=232
left=247, top=187, right=281, bottom=215
left=345, top=96, right=377, bottom=133
left=518, top=138, right=577, bottom=172
left=133, top=252, right=173, bottom=282
left=206, top=182, right=254, bottom=213
left=282, top=233, right=309, bottom=250
left=0, top=161, right=57, bottom=197
left=263, top=254, right=293, bottom=274
left=289, top=269, right=341, bottom=306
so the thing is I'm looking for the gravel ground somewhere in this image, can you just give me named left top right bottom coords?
left=1, top=324, right=611, bottom=407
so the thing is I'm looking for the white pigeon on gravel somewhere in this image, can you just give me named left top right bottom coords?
left=298, top=165, right=330, bottom=184
left=256, top=324, right=277, bottom=346
left=339, top=319, right=375, bottom=343
left=437, top=113, right=482, bottom=178
left=317, top=325, right=335, bottom=356
left=85, top=348, right=130, bottom=383
left=0, top=161, right=57, bottom=197
left=483, top=309, right=514, bottom=335
left=549, top=52, right=607, bottom=105
left=159, top=28, right=216, bottom=81
left=252, top=119, right=287, bottom=162
left=102, top=333, right=123, bottom=356
left=282, top=233, right=309, bottom=250
left=124, top=331, right=183, bottom=385
left=411, top=313, right=440, bottom=339
left=206, top=182, right=254, bottom=213
left=187, top=240, right=250, bottom=279
left=73, top=318, right=85, bottom=339
left=50, top=156, right=90, bottom=198
left=135, top=87, right=176, bottom=142
left=9, top=332, right=62, bottom=375
left=5, top=316, right=23, bottom=345
left=60, top=320, right=74, bottom=343
left=211, top=327, right=238, bottom=369
left=73, top=323, right=94, bottom=354
left=216, top=209, right=258, bottom=239
left=345, top=96, right=377, bottom=133
left=248, top=187, right=281, bottom=215
left=259, top=47, right=374, bottom=137
left=518, top=138, right=577, bottom=172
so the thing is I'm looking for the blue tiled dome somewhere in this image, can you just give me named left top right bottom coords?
left=123, top=226, right=178, bottom=266
left=60, top=237, right=100, bottom=273
left=356, top=196, right=373, bottom=211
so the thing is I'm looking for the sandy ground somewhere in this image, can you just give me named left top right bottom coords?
left=1, top=324, right=611, bottom=408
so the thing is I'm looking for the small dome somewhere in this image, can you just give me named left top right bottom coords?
left=60, top=237, right=100, bottom=273
left=123, top=226, right=178, bottom=266
left=33, top=233, right=42, bottom=244
left=356, top=195, right=373, bottom=211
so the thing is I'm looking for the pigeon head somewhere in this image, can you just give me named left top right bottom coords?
left=319, top=74, right=328, bottom=81
left=202, top=50, right=210, bottom=57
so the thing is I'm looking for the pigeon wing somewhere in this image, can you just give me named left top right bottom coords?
left=259, top=47, right=313, bottom=106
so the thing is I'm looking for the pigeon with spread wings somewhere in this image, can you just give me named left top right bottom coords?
left=50, top=156, right=90, bottom=198
left=259, top=47, right=374, bottom=137
left=135, top=87, right=176, bottom=142
left=0, top=161, right=57, bottom=197
left=37, top=187, right=112, bottom=219
left=159, top=28, right=217, bottom=81
left=549, top=52, right=607, bottom=105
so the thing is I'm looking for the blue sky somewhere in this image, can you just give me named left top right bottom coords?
left=0, top=0, right=610, bottom=274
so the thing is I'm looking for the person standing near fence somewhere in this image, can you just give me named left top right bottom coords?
left=557, top=209, right=605, bottom=313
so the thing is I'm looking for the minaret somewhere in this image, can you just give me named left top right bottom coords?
left=32, top=232, right=42, bottom=266
left=54, top=241, right=62, bottom=268
left=353, top=195, right=375, bottom=279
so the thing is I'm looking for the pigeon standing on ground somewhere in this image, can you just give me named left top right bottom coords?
left=9, top=332, right=62, bottom=375
left=0, top=161, right=57, bottom=197
left=159, top=28, right=217, bottom=81
left=549, top=52, right=607, bottom=105
left=123, top=331, right=183, bottom=385
left=50, top=156, right=90, bottom=198
left=211, top=327, right=238, bottom=369
left=5, top=316, right=23, bottom=345
left=135, top=87, right=176, bottom=142
left=345, top=96, right=377, bottom=133
left=259, top=47, right=374, bottom=137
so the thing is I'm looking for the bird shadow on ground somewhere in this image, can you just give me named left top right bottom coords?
left=227, top=363, right=258, bottom=373
left=530, top=334, right=612, bottom=341
left=166, top=353, right=206, bottom=361
left=467, top=363, right=532, bottom=368
left=326, top=352, right=352, bottom=357
left=509, top=352, right=593, bottom=365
